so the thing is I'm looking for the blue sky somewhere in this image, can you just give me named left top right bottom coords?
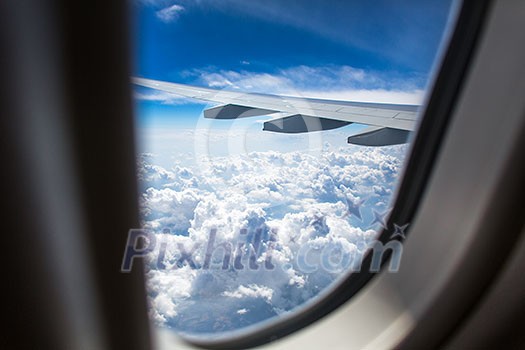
left=132, top=0, right=454, bottom=166
left=134, top=0, right=454, bottom=78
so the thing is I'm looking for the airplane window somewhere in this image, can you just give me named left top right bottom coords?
left=129, top=0, right=455, bottom=342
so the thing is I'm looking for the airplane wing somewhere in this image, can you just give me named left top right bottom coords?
left=133, top=77, right=420, bottom=146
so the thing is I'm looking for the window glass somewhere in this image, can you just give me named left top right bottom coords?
left=131, top=0, right=454, bottom=335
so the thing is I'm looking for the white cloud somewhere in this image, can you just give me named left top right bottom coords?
left=223, top=284, right=274, bottom=303
left=156, top=4, right=185, bottom=23
left=138, top=144, right=408, bottom=332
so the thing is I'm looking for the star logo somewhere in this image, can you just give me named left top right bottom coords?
left=369, top=208, right=391, bottom=229
left=342, top=196, right=367, bottom=221
left=390, top=223, right=409, bottom=240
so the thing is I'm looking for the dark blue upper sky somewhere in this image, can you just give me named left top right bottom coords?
left=133, top=0, right=454, bottom=80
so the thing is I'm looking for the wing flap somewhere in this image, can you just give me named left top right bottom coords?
left=263, top=114, right=351, bottom=133
left=347, top=126, right=411, bottom=146
left=204, top=104, right=278, bottom=119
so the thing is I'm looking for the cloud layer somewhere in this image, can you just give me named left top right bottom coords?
left=138, top=144, right=408, bottom=333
